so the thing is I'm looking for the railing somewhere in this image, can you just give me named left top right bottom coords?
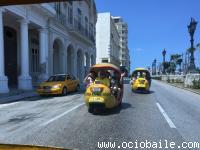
left=53, top=13, right=95, bottom=44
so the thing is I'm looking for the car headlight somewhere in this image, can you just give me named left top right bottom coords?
left=52, top=84, right=61, bottom=89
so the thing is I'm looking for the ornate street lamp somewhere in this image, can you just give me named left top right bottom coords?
left=162, top=49, right=166, bottom=74
left=188, top=17, right=198, bottom=73
left=152, top=59, right=157, bottom=75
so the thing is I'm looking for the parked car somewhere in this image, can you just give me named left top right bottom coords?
left=37, top=74, right=80, bottom=96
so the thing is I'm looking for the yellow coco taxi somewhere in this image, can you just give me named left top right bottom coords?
left=131, top=68, right=151, bottom=93
left=84, top=63, right=124, bottom=113
left=37, top=74, right=80, bottom=96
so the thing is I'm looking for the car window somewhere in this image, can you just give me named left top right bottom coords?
left=47, top=75, right=66, bottom=82
left=66, top=75, right=71, bottom=80
left=71, top=75, right=76, bottom=80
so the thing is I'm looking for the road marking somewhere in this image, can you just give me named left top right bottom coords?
left=40, top=103, right=85, bottom=126
left=0, top=102, right=19, bottom=109
left=156, top=103, right=176, bottom=128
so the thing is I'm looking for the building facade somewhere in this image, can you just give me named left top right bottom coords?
left=113, top=17, right=130, bottom=73
left=96, top=12, right=120, bottom=67
left=0, top=0, right=97, bottom=93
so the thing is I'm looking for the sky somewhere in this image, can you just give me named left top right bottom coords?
left=95, top=0, right=200, bottom=71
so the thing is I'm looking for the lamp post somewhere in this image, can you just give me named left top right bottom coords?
left=153, top=59, right=157, bottom=75
left=188, top=17, right=198, bottom=73
left=162, top=49, right=166, bottom=74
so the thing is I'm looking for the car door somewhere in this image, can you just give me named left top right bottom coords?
left=66, top=75, right=73, bottom=92
left=71, top=75, right=78, bottom=91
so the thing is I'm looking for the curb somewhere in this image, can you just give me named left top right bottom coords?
left=0, top=92, right=39, bottom=104
left=157, top=80, right=200, bottom=95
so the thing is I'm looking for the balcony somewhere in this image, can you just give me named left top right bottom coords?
left=52, top=13, right=95, bottom=45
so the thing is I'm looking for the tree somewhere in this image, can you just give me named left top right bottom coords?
left=170, top=54, right=182, bottom=73
left=187, top=47, right=196, bottom=53
left=163, top=62, right=170, bottom=74
left=197, top=43, right=200, bottom=49
left=169, top=62, right=176, bottom=74
left=176, top=58, right=183, bottom=72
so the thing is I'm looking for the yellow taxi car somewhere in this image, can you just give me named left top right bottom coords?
left=37, top=74, right=80, bottom=96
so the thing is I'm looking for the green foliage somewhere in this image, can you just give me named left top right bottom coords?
left=169, top=62, right=176, bottom=74
left=167, top=78, right=170, bottom=83
left=176, top=58, right=183, bottom=66
left=169, top=54, right=183, bottom=73
left=192, top=79, right=200, bottom=89
left=187, top=47, right=196, bottom=53
left=197, top=43, right=200, bottom=49
left=196, top=68, right=200, bottom=74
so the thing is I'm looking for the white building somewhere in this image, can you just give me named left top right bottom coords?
left=96, top=12, right=120, bottom=66
left=112, top=16, right=130, bottom=73
left=0, top=0, right=97, bottom=93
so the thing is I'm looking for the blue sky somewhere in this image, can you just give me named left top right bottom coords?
left=95, top=0, right=200, bottom=71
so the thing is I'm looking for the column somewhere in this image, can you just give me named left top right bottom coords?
left=86, top=54, right=90, bottom=74
left=0, top=9, right=9, bottom=93
left=18, top=19, right=32, bottom=90
left=63, top=41, right=69, bottom=74
left=73, top=50, right=77, bottom=78
left=39, top=28, right=48, bottom=81
left=80, top=52, right=85, bottom=83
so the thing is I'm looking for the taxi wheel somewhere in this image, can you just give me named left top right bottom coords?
left=62, top=87, right=67, bottom=96
left=88, top=107, right=93, bottom=113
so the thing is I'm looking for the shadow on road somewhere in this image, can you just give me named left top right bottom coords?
left=133, top=90, right=155, bottom=94
left=96, top=102, right=133, bottom=116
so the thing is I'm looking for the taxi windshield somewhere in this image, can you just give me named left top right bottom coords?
left=47, top=75, right=66, bottom=82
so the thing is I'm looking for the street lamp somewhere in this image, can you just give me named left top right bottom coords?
left=162, top=49, right=166, bottom=74
left=188, top=17, right=198, bottom=73
left=152, top=59, right=157, bottom=75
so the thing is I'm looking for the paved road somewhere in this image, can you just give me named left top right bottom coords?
left=0, top=80, right=200, bottom=150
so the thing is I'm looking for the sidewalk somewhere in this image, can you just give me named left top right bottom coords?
left=0, top=89, right=38, bottom=104
left=159, top=81, right=200, bottom=95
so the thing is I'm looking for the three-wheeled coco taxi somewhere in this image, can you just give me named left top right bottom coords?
left=131, top=68, right=151, bottom=93
left=84, top=63, right=124, bottom=114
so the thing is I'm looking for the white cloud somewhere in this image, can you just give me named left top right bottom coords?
left=134, top=48, right=143, bottom=52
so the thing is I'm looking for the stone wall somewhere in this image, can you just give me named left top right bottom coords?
left=184, top=74, right=200, bottom=88
left=161, top=75, right=185, bottom=83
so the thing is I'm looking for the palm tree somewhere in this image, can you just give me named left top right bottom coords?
left=170, top=54, right=182, bottom=74
left=163, top=62, right=170, bottom=74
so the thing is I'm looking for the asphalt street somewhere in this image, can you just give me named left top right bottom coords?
left=0, top=80, right=200, bottom=150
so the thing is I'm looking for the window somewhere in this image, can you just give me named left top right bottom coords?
left=77, top=8, right=82, bottom=31
left=31, top=48, right=39, bottom=73
left=68, top=3, right=73, bottom=24
left=55, top=3, right=61, bottom=15
left=85, top=17, right=88, bottom=36
left=89, top=23, right=94, bottom=39
left=47, top=75, right=66, bottom=82
left=102, top=59, right=108, bottom=63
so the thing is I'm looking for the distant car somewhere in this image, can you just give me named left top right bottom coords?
left=37, top=74, right=80, bottom=96
left=131, top=68, right=151, bottom=93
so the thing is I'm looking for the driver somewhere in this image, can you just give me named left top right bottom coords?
left=95, top=70, right=110, bottom=87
